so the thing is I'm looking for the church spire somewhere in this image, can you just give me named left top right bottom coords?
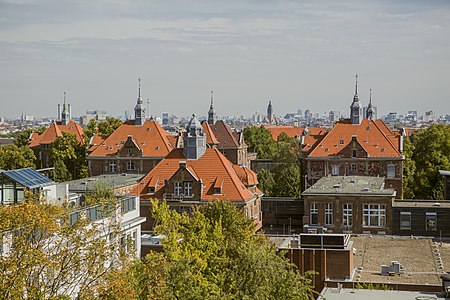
left=61, top=91, right=68, bottom=125
left=350, top=74, right=362, bottom=124
left=366, top=88, right=375, bottom=120
left=267, top=100, right=273, bottom=125
left=134, top=77, right=146, bottom=125
left=208, top=90, right=215, bottom=125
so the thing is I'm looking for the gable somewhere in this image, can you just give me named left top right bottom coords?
left=117, top=136, right=142, bottom=157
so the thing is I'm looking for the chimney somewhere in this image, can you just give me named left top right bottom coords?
left=179, top=161, right=187, bottom=169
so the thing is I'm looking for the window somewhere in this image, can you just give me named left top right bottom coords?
left=363, top=204, right=386, bottom=227
left=184, top=182, right=193, bottom=197
left=343, top=204, right=353, bottom=227
left=400, top=212, right=411, bottom=230
left=127, top=161, right=135, bottom=170
left=340, top=140, right=344, bottom=145
left=426, top=213, right=437, bottom=231
left=109, top=161, right=116, bottom=173
left=69, top=212, right=79, bottom=225
left=214, top=187, right=222, bottom=195
left=310, top=203, right=318, bottom=225
left=127, top=148, right=133, bottom=156
left=352, top=150, right=357, bottom=158
left=87, top=207, right=99, bottom=221
left=387, top=164, right=395, bottom=179
left=121, top=197, right=136, bottom=213
left=325, top=203, right=333, bottom=225
left=344, top=166, right=349, bottom=176
left=148, top=187, right=155, bottom=194
left=351, top=163, right=357, bottom=171
left=332, top=165, right=339, bottom=176
left=174, top=182, right=182, bottom=196
left=132, top=230, right=137, bottom=250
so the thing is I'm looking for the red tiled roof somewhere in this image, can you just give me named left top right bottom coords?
left=88, top=134, right=106, bottom=152
left=29, top=120, right=85, bottom=148
left=232, top=165, right=258, bottom=186
left=308, top=118, right=402, bottom=158
left=134, top=148, right=259, bottom=201
left=201, top=121, right=219, bottom=145
left=89, top=120, right=175, bottom=157
left=211, top=120, right=240, bottom=148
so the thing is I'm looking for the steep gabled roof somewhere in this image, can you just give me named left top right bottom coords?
left=201, top=121, right=219, bottom=145
left=89, top=120, right=175, bottom=157
left=211, top=120, right=241, bottom=148
left=29, top=120, right=85, bottom=148
left=308, top=118, right=402, bottom=158
left=134, top=148, right=259, bottom=201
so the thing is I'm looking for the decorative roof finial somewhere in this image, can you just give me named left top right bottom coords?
left=210, top=90, right=214, bottom=108
left=138, top=78, right=141, bottom=98
left=355, top=73, right=358, bottom=95
left=369, top=88, right=372, bottom=104
left=64, top=91, right=67, bottom=106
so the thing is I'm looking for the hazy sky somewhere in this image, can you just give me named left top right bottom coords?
left=1, top=0, right=450, bottom=119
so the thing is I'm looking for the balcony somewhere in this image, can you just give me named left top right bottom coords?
left=162, top=193, right=195, bottom=202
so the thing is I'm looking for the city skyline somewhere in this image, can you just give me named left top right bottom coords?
left=1, top=0, right=450, bottom=118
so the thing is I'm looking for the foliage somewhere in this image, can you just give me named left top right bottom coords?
left=85, top=179, right=116, bottom=206
left=355, top=282, right=391, bottom=290
left=50, top=132, right=88, bottom=181
left=0, top=144, right=36, bottom=170
left=99, top=200, right=316, bottom=299
left=243, top=126, right=277, bottom=159
left=85, top=117, right=123, bottom=140
left=272, top=164, right=302, bottom=198
left=13, top=129, right=33, bottom=147
left=407, top=125, right=450, bottom=199
left=402, top=137, right=416, bottom=199
left=51, top=159, right=72, bottom=182
left=257, top=169, right=275, bottom=196
left=0, top=194, right=133, bottom=299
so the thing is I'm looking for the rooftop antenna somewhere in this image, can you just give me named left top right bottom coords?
left=355, top=73, right=358, bottom=95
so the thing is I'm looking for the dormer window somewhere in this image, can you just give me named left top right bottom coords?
left=184, top=182, right=193, bottom=197
left=127, top=149, right=133, bottom=156
left=148, top=187, right=156, bottom=194
left=214, top=187, right=222, bottom=195
left=174, top=182, right=182, bottom=196
left=352, top=150, right=357, bottom=157
left=340, top=140, right=344, bottom=145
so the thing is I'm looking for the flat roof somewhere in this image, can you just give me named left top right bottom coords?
left=393, top=199, right=450, bottom=208
left=319, top=288, right=446, bottom=300
left=66, top=173, right=144, bottom=193
left=302, top=176, right=396, bottom=197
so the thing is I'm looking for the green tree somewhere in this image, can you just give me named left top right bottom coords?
left=257, top=169, right=276, bottom=196
left=243, top=126, right=277, bottom=159
left=98, top=117, right=123, bottom=137
left=13, top=129, right=33, bottom=147
left=273, top=164, right=302, bottom=198
left=410, top=124, right=450, bottom=199
left=50, top=132, right=88, bottom=181
left=0, top=145, right=36, bottom=170
left=402, top=137, right=416, bottom=199
left=0, top=195, right=133, bottom=299
left=99, top=200, right=315, bottom=299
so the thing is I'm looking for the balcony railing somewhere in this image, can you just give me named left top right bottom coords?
left=163, top=193, right=195, bottom=201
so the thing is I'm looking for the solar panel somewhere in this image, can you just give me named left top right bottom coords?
left=3, top=168, right=54, bottom=189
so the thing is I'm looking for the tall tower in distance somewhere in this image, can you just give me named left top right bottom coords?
left=208, top=90, right=215, bottom=125
left=61, top=92, right=69, bottom=125
left=134, top=78, right=146, bottom=126
left=267, top=100, right=273, bottom=125
left=350, top=74, right=363, bottom=125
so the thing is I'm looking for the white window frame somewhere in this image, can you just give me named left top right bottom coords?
left=325, top=203, right=333, bottom=225
left=109, top=161, right=116, bottom=173
left=174, top=182, right=182, bottom=196
left=310, top=202, right=318, bottom=225
left=363, top=204, right=386, bottom=227
left=331, top=165, right=339, bottom=176
left=184, top=182, right=193, bottom=197
left=400, top=212, right=411, bottom=230
left=343, top=204, right=353, bottom=227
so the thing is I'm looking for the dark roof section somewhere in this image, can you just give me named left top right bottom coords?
left=2, top=168, right=54, bottom=189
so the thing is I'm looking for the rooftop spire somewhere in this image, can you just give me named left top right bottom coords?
left=355, top=73, right=358, bottom=95
left=210, top=90, right=214, bottom=108
left=208, top=90, right=215, bottom=125
left=138, top=77, right=141, bottom=98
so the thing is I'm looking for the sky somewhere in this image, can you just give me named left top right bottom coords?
left=1, top=0, right=450, bottom=119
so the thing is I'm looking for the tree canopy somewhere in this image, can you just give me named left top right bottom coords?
left=403, top=124, right=450, bottom=199
left=0, top=194, right=133, bottom=299
left=243, top=126, right=277, bottom=159
left=0, top=144, right=36, bottom=170
left=99, top=200, right=315, bottom=299
left=50, top=132, right=88, bottom=182
left=85, top=116, right=123, bottom=139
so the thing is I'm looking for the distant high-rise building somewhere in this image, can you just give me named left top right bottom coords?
left=162, top=112, right=169, bottom=126
left=267, top=101, right=273, bottom=124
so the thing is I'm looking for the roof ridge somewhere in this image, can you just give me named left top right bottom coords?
left=213, top=149, right=248, bottom=199
left=370, top=120, right=401, bottom=156
left=149, top=120, right=172, bottom=152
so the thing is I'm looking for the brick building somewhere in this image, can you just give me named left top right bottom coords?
left=134, top=114, right=263, bottom=233
left=304, top=76, right=404, bottom=196
left=302, top=176, right=396, bottom=234
left=87, top=120, right=178, bottom=176
left=29, top=120, right=85, bottom=169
